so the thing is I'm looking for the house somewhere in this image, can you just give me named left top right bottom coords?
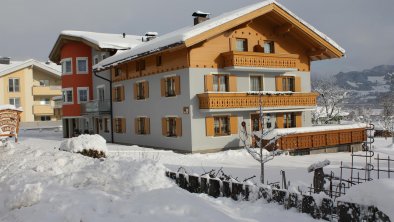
left=0, top=57, right=62, bottom=122
left=48, top=31, right=144, bottom=138
left=52, top=0, right=367, bottom=154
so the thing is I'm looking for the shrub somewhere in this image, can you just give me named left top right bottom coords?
left=78, top=149, right=106, bottom=159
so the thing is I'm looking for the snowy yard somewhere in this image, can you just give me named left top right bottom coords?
left=1, top=129, right=393, bottom=221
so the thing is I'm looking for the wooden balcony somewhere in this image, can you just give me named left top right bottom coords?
left=222, top=51, right=298, bottom=69
left=197, top=92, right=318, bottom=109
left=33, top=105, right=54, bottom=115
left=276, top=127, right=366, bottom=151
left=32, top=86, right=61, bottom=96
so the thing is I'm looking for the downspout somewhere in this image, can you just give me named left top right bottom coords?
left=94, top=70, right=114, bottom=143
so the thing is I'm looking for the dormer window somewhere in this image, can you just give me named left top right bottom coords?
left=236, top=38, right=247, bottom=52
left=264, top=41, right=275, bottom=53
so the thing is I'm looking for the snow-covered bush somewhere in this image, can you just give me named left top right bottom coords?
left=59, top=134, right=107, bottom=158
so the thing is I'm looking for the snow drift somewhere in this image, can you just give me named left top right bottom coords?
left=59, top=134, right=108, bottom=156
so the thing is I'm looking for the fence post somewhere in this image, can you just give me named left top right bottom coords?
left=388, top=156, right=390, bottom=179
left=377, top=154, right=380, bottom=179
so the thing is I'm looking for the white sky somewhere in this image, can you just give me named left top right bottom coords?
left=0, top=0, right=393, bottom=76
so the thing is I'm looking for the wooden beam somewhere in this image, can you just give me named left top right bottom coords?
left=307, top=48, right=327, bottom=57
left=274, top=23, right=294, bottom=35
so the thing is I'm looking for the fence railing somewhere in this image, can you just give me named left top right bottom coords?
left=81, top=100, right=111, bottom=115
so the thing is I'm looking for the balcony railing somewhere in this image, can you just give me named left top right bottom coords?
left=33, top=105, right=54, bottom=115
left=81, top=100, right=111, bottom=115
left=197, top=92, right=318, bottom=109
left=32, top=86, right=62, bottom=96
left=222, top=51, right=299, bottom=69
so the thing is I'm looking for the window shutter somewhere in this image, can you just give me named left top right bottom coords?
left=176, top=117, right=182, bottom=137
left=145, top=118, right=150, bottom=134
left=228, top=75, right=237, bottom=92
left=121, top=118, right=126, bottom=133
left=205, top=116, right=214, bottom=136
left=120, top=86, right=125, bottom=101
left=296, top=112, right=302, bottom=127
left=230, top=116, right=238, bottom=134
left=113, top=118, right=117, bottom=133
left=112, top=88, right=116, bottom=101
left=144, top=81, right=149, bottom=98
left=134, top=118, right=139, bottom=134
left=294, top=76, right=301, bottom=92
left=204, top=75, right=213, bottom=92
left=175, top=76, right=181, bottom=95
left=230, top=38, right=237, bottom=51
left=134, top=83, right=138, bottom=99
left=161, top=118, right=167, bottom=136
left=161, top=78, right=166, bottom=97
left=275, top=76, right=283, bottom=91
left=276, top=113, right=284, bottom=129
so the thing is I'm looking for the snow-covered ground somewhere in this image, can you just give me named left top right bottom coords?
left=1, top=129, right=393, bottom=221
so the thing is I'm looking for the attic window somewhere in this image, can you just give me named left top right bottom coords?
left=156, top=55, right=162, bottom=66
left=264, top=41, right=275, bottom=53
left=136, top=60, right=146, bottom=71
left=236, top=38, right=247, bottom=52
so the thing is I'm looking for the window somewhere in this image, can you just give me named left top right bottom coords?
left=40, top=116, right=51, bottom=121
left=76, top=57, right=88, bottom=74
left=264, top=41, right=275, bottom=53
left=94, top=56, right=99, bottom=65
left=101, top=53, right=107, bottom=60
left=97, top=86, right=105, bottom=101
left=162, top=76, right=180, bottom=97
left=113, top=86, right=124, bottom=102
left=213, top=75, right=229, bottom=92
left=282, top=77, right=295, bottom=92
left=283, top=113, right=296, bottom=128
left=214, top=116, right=230, bottom=136
left=9, top=97, right=20, bottom=108
left=136, top=60, right=146, bottom=71
left=61, top=58, right=72, bottom=74
left=250, top=76, right=263, bottom=91
left=77, top=87, right=89, bottom=104
left=135, top=117, right=150, bottom=135
left=162, top=117, right=182, bottom=137
left=40, top=98, right=50, bottom=105
left=156, top=55, right=162, bottom=66
left=104, top=118, right=109, bottom=132
left=8, top=78, right=20, bottom=92
left=114, top=118, right=126, bottom=133
left=39, top=80, right=49, bottom=86
left=114, top=68, right=122, bottom=77
left=62, top=88, right=73, bottom=104
left=135, top=81, right=149, bottom=100
left=236, top=38, right=247, bottom=51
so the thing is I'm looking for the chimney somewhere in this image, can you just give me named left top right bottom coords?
left=122, top=33, right=126, bottom=38
left=0, top=57, right=10, bottom=65
left=192, top=11, right=210, bottom=25
left=142, top=32, right=158, bottom=42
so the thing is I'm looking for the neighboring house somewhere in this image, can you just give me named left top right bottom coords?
left=0, top=57, right=62, bottom=122
left=48, top=31, right=144, bottom=139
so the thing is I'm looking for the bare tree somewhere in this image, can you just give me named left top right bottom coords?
left=378, top=95, right=394, bottom=140
left=312, top=78, right=348, bottom=124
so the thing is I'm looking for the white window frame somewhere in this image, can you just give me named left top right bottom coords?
left=249, top=74, right=264, bottom=92
left=62, top=88, right=73, bottom=104
left=61, top=58, right=72, bottom=75
left=8, top=78, right=20, bottom=92
left=9, top=97, right=20, bottom=108
left=96, top=85, right=105, bottom=101
left=76, top=57, right=89, bottom=74
left=77, top=87, right=89, bottom=104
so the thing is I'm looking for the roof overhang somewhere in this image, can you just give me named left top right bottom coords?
left=0, top=60, right=61, bottom=77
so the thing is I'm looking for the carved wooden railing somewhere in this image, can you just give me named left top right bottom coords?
left=222, top=51, right=299, bottom=69
left=197, top=92, right=318, bottom=109
left=277, top=128, right=367, bottom=151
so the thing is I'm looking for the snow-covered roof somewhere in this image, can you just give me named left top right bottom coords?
left=0, top=104, right=23, bottom=112
left=60, top=30, right=144, bottom=50
left=0, top=59, right=61, bottom=77
left=94, top=0, right=345, bottom=71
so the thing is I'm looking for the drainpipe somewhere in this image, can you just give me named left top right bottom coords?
left=94, top=70, right=114, bottom=143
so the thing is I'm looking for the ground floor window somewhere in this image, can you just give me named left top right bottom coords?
left=162, top=117, right=182, bottom=137
left=283, top=112, right=296, bottom=128
left=40, top=116, right=51, bottom=121
left=135, top=117, right=150, bottom=135
left=9, top=97, right=20, bottom=108
left=214, top=116, right=230, bottom=136
left=114, top=118, right=126, bottom=133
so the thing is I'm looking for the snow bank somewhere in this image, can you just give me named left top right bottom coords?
left=59, top=134, right=107, bottom=154
left=338, top=179, right=394, bottom=219
left=7, top=183, right=43, bottom=210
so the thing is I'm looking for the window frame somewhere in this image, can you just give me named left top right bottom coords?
left=8, top=78, right=20, bottom=92
left=76, top=57, right=89, bottom=74
left=214, top=116, right=230, bottom=137
left=114, top=67, right=122, bottom=77
left=283, top=112, right=296, bottom=128
left=93, top=55, right=99, bottom=65
left=136, top=117, right=149, bottom=135
left=61, top=58, right=72, bottom=75
left=263, top=41, right=275, bottom=54
left=250, top=75, right=263, bottom=91
left=212, top=74, right=229, bottom=92
left=114, top=85, right=123, bottom=102
left=136, top=81, right=146, bottom=100
left=62, top=88, right=73, bottom=104
left=282, top=76, right=295, bottom=92
left=9, top=97, right=20, bottom=108
left=165, top=77, right=176, bottom=97
left=97, top=85, right=105, bottom=102
left=235, top=38, right=248, bottom=52
left=166, top=117, right=177, bottom=137
left=77, top=87, right=89, bottom=104
left=40, top=116, right=51, bottom=121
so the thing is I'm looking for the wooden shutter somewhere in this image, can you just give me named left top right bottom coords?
left=296, top=112, right=302, bottom=127
left=205, top=116, right=214, bottom=136
left=112, top=88, right=116, bottom=101
left=121, top=118, right=126, bottom=133
left=275, top=76, right=283, bottom=91
left=204, top=75, right=213, bottom=92
left=230, top=38, right=237, bottom=51
left=161, top=78, right=166, bottom=97
left=176, top=117, right=182, bottom=137
left=175, top=76, right=181, bottom=95
left=145, top=118, right=150, bottom=134
left=120, top=86, right=125, bottom=101
left=276, top=113, right=284, bottom=129
left=144, top=81, right=149, bottom=98
left=134, top=83, right=138, bottom=99
left=230, top=115, right=238, bottom=134
left=294, top=76, right=301, bottom=92
left=162, top=118, right=167, bottom=136
left=228, top=75, right=237, bottom=92
left=134, top=118, right=139, bottom=134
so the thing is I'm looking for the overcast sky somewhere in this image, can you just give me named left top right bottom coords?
left=1, top=0, right=393, bottom=75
